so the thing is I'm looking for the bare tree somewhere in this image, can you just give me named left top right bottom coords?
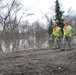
left=0, top=0, right=33, bottom=52
left=43, top=6, right=55, bottom=23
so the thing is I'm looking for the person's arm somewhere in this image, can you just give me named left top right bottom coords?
left=65, top=30, right=71, bottom=35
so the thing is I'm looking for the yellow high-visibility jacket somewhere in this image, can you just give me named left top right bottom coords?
left=53, top=26, right=61, bottom=36
left=63, top=25, right=72, bottom=36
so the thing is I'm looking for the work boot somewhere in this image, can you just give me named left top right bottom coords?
left=57, top=46, right=60, bottom=49
left=52, top=46, right=57, bottom=50
left=52, top=47, right=56, bottom=50
left=68, top=47, right=72, bottom=50
left=61, top=48, right=65, bottom=51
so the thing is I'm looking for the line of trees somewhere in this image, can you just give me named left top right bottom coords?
left=0, top=0, right=48, bottom=53
left=0, top=0, right=76, bottom=53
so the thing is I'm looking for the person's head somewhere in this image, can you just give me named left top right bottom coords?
left=53, top=24, right=57, bottom=28
left=65, top=23, right=69, bottom=27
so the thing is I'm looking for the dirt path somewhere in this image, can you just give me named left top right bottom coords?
left=0, top=47, right=76, bottom=75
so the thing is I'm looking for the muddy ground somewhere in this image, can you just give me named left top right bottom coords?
left=0, top=46, right=76, bottom=75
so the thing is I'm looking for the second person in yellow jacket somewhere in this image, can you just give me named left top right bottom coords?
left=61, top=23, right=72, bottom=51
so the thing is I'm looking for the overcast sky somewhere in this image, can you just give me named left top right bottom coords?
left=3, top=0, right=76, bottom=23
left=0, top=0, right=75, bottom=30
left=21, top=0, right=76, bottom=23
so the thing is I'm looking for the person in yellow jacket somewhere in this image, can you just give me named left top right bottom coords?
left=61, top=23, right=72, bottom=51
left=52, top=24, right=62, bottom=49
